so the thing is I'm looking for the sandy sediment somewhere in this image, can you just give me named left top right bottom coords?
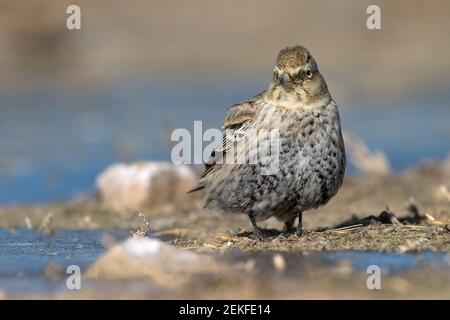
left=1, top=161, right=449, bottom=252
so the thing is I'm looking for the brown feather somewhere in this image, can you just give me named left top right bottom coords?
left=190, top=92, right=265, bottom=189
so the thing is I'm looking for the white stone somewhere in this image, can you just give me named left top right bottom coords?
left=96, top=161, right=197, bottom=212
left=85, top=238, right=225, bottom=288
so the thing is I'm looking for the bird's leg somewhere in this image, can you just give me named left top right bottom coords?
left=296, top=211, right=304, bottom=236
left=282, top=216, right=296, bottom=234
left=248, top=214, right=266, bottom=241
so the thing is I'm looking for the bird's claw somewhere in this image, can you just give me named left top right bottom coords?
left=250, top=229, right=269, bottom=241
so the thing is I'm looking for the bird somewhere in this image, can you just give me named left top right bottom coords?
left=189, top=45, right=346, bottom=240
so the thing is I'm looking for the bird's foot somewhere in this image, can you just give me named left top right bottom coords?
left=296, top=212, right=304, bottom=237
left=249, top=228, right=269, bottom=242
left=280, top=217, right=296, bottom=237
left=247, top=214, right=270, bottom=241
left=280, top=226, right=295, bottom=237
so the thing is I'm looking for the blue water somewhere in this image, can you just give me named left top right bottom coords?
left=0, top=229, right=449, bottom=294
left=0, top=229, right=129, bottom=294
left=0, top=80, right=449, bottom=204
left=0, top=229, right=127, bottom=274
left=326, top=251, right=450, bottom=272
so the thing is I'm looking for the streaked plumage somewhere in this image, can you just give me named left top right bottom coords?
left=190, top=45, right=346, bottom=240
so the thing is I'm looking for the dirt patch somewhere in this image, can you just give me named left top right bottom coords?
left=1, top=163, right=449, bottom=252
left=1, top=162, right=450, bottom=300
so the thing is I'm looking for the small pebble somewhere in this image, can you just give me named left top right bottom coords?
left=272, top=254, right=286, bottom=272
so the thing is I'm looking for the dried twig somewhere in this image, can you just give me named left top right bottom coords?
left=38, top=212, right=54, bottom=234
left=131, top=213, right=152, bottom=238
left=425, top=213, right=450, bottom=225
left=326, top=224, right=364, bottom=233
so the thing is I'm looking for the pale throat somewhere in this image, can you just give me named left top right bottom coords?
left=264, top=86, right=331, bottom=111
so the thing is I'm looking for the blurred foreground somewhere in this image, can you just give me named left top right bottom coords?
left=0, top=159, right=449, bottom=299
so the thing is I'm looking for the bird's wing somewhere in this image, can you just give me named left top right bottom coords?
left=203, top=93, right=263, bottom=176
left=188, top=92, right=264, bottom=192
left=221, top=95, right=261, bottom=128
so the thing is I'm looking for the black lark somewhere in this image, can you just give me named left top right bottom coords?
left=190, top=45, right=346, bottom=240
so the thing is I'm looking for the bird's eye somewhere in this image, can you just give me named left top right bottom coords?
left=305, top=69, right=312, bottom=78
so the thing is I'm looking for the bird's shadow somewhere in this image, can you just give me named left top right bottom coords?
left=327, top=204, right=426, bottom=230
left=237, top=228, right=282, bottom=240
left=237, top=204, right=426, bottom=240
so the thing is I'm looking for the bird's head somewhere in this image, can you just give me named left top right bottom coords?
left=265, top=46, right=330, bottom=109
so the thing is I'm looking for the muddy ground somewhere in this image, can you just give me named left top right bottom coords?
left=1, top=161, right=449, bottom=252
left=1, top=162, right=450, bottom=299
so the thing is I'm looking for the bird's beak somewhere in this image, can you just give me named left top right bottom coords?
left=279, top=72, right=297, bottom=89
left=279, top=73, right=292, bottom=85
